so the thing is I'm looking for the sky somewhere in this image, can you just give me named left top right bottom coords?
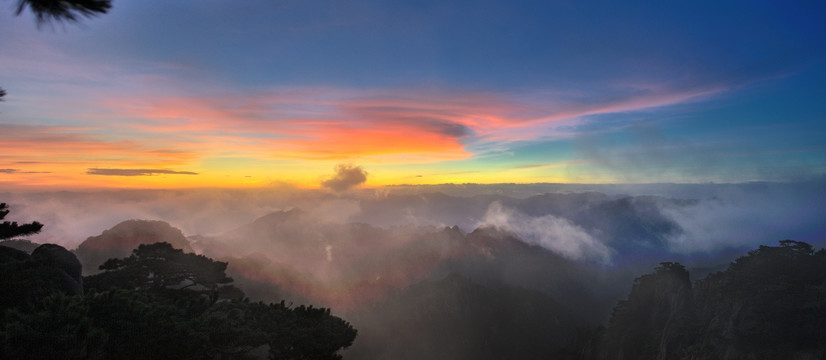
left=1, top=0, right=825, bottom=190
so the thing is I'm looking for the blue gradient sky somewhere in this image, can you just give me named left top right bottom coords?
left=1, top=0, right=824, bottom=188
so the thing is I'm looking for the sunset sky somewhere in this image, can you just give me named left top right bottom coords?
left=1, top=0, right=825, bottom=189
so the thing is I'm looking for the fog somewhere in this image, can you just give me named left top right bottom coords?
left=3, top=180, right=825, bottom=267
left=2, top=180, right=825, bottom=359
left=479, top=201, right=613, bottom=262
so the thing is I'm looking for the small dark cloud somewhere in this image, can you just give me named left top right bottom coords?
left=0, top=169, right=51, bottom=174
left=15, top=161, right=42, bottom=164
left=86, top=168, right=199, bottom=176
left=321, top=164, right=368, bottom=192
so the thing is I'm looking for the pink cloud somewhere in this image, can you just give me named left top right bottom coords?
left=2, top=38, right=729, bottom=171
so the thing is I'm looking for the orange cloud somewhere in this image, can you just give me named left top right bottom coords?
left=96, top=90, right=495, bottom=162
left=95, top=85, right=720, bottom=161
left=0, top=124, right=203, bottom=189
left=0, top=81, right=726, bottom=189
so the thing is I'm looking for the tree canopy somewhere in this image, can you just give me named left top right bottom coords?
left=583, top=240, right=826, bottom=360
left=0, top=203, right=43, bottom=241
left=3, top=239, right=357, bottom=359
left=14, top=0, right=111, bottom=25
left=2, top=0, right=113, bottom=102
left=87, top=242, right=240, bottom=302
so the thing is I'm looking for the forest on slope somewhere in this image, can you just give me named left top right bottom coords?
left=3, top=200, right=825, bottom=359
left=572, top=240, right=826, bottom=360
left=0, top=204, right=356, bottom=359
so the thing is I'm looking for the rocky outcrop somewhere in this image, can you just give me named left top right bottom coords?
left=583, top=241, right=826, bottom=360
left=75, top=220, right=193, bottom=274
left=32, top=244, right=84, bottom=296
left=591, top=262, right=694, bottom=360
left=0, top=243, right=84, bottom=311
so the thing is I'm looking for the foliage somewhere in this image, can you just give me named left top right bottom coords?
left=14, top=0, right=111, bottom=25
left=1, top=294, right=107, bottom=360
left=4, top=0, right=112, bottom=115
left=87, top=242, right=237, bottom=298
left=595, top=262, right=694, bottom=360
left=77, top=288, right=356, bottom=359
left=0, top=203, right=43, bottom=240
left=689, top=240, right=826, bottom=358
left=264, top=303, right=358, bottom=360
left=0, top=257, right=73, bottom=312
left=0, top=243, right=83, bottom=313
left=2, top=240, right=357, bottom=359
left=587, top=240, right=826, bottom=360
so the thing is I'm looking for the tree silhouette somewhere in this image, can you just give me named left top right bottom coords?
left=4, top=240, right=358, bottom=359
left=585, top=240, right=826, bottom=359
left=80, top=242, right=357, bottom=359
left=2, top=1, right=111, bottom=105
left=0, top=203, right=43, bottom=240
left=1, top=293, right=107, bottom=360
left=15, top=0, right=111, bottom=25
left=87, top=242, right=242, bottom=303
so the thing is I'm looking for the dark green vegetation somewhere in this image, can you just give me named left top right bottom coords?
left=14, top=0, right=111, bottom=25
left=0, top=203, right=43, bottom=241
left=576, top=240, right=826, bottom=360
left=0, top=205, right=356, bottom=360
left=2, top=243, right=357, bottom=359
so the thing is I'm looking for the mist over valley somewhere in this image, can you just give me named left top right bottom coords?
left=3, top=181, right=825, bottom=358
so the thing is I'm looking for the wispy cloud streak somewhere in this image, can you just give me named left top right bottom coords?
left=86, top=168, right=199, bottom=176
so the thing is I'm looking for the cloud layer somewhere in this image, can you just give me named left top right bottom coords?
left=479, top=201, right=613, bottom=263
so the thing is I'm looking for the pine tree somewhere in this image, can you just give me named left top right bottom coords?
left=0, top=203, right=43, bottom=240
left=14, top=0, right=111, bottom=25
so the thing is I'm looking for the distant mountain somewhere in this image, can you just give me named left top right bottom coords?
left=201, top=210, right=475, bottom=311
left=438, top=226, right=627, bottom=324
left=345, top=273, right=579, bottom=360
left=583, top=240, right=826, bottom=360
left=33, top=201, right=821, bottom=359
left=354, top=191, right=697, bottom=265
left=75, top=220, right=193, bottom=274
left=195, top=209, right=621, bottom=317
left=188, top=208, right=638, bottom=360
left=0, top=239, right=41, bottom=254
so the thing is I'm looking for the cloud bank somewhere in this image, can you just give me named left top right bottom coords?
left=2, top=181, right=824, bottom=259
left=479, top=201, right=613, bottom=263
